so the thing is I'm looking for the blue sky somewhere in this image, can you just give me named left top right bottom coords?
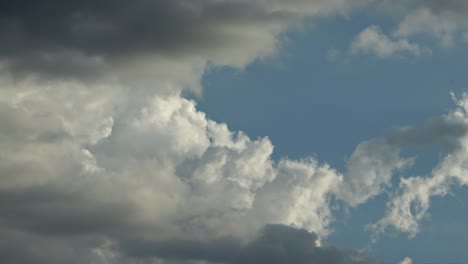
left=197, top=16, right=468, bottom=263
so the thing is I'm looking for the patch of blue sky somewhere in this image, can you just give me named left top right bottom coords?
left=195, top=15, right=468, bottom=264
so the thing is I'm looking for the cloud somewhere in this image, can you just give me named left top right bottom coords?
left=1, top=1, right=467, bottom=82
left=2, top=78, right=464, bottom=262
left=395, top=8, right=460, bottom=48
left=0, top=0, right=370, bottom=85
left=371, top=93, right=468, bottom=238
left=0, top=75, right=430, bottom=263
left=337, top=139, right=412, bottom=207
left=399, top=257, right=413, bottom=264
left=386, top=115, right=468, bottom=149
left=0, top=73, right=427, bottom=263
left=375, top=0, right=468, bottom=48
left=350, top=25, right=431, bottom=59
left=0, top=78, right=349, bottom=262
left=326, top=48, right=342, bottom=62
left=121, top=224, right=380, bottom=264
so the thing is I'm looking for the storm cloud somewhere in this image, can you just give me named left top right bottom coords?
left=121, top=224, right=379, bottom=264
left=0, top=0, right=367, bottom=81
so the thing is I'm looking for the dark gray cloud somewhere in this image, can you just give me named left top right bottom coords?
left=427, top=0, right=468, bottom=13
left=0, top=228, right=97, bottom=264
left=0, top=0, right=373, bottom=82
left=122, top=224, right=380, bottom=264
left=0, top=0, right=281, bottom=53
left=0, top=186, right=134, bottom=237
left=0, top=187, right=380, bottom=264
left=386, top=117, right=468, bottom=149
left=0, top=0, right=295, bottom=80
left=378, top=0, right=468, bottom=14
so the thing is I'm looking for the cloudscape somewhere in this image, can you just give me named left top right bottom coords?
left=1, top=1, right=468, bottom=263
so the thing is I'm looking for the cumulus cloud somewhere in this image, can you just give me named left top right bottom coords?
left=0, top=76, right=406, bottom=262
left=2, top=77, right=465, bottom=262
left=350, top=25, right=431, bottom=59
left=5, top=77, right=458, bottom=262
left=0, top=77, right=351, bottom=262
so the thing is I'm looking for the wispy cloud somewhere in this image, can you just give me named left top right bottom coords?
left=350, top=25, right=431, bottom=59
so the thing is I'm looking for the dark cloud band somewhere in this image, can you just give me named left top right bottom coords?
left=122, top=224, right=379, bottom=264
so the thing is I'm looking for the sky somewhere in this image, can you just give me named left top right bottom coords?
left=1, top=1, right=468, bottom=264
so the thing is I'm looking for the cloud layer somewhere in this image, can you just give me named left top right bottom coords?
left=0, top=0, right=369, bottom=85
left=121, top=224, right=379, bottom=264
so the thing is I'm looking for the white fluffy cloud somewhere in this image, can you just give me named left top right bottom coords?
left=4, top=75, right=467, bottom=262
left=0, top=67, right=440, bottom=262
left=350, top=25, right=431, bottom=58
left=0, top=71, right=454, bottom=263
left=0, top=75, right=352, bottom=262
